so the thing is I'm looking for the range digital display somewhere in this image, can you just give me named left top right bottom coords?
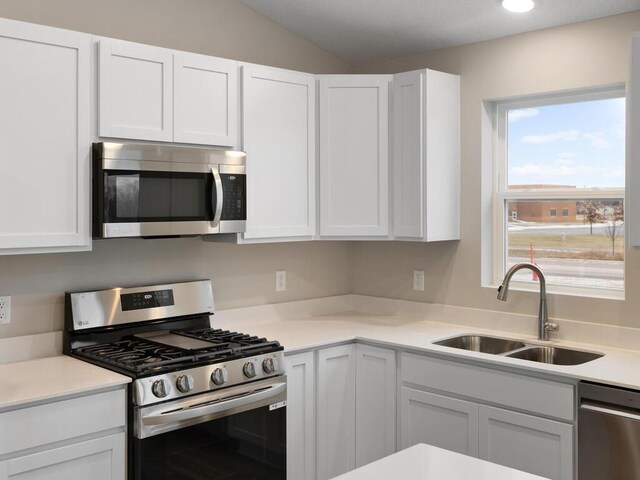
left=121, top=289, right=174, bottom=311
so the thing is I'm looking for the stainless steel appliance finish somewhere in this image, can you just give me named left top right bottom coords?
left=136, top=376, right=286, bottom=438
left=93, top=142, right=247, bottom=238
left=65, top=279, right=287, bottom=479
left=133, top=351, right=285, bottom=407
left=68, top=280, right=214, bottom=331
left=579, top=382, right=640, bottom=479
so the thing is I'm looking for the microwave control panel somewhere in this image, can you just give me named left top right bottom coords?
left=221, top=173, right=246, bottom=221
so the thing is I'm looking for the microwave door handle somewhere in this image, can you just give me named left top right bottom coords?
left=142, top=382, right=286, bottom=426
left=211, top=166, right=223, bottom=228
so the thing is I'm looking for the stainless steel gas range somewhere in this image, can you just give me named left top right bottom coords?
left=64, top=280, right=286, bottom=480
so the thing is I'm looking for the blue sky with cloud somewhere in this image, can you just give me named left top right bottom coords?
left=507, top=97, right=625, bottom=188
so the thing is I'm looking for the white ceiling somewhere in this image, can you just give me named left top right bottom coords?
left=236, top=0, right=640, bottom=64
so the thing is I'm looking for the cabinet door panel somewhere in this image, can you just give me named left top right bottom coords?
left=285, top=352, right=316, bottom=480
left=400, top=388, right=479, bottom=457
left=479, top=405, right=573, bottom=480
left=174, top=53, right=237, bottom=146
left=0, top=19, right=90, bottom=252
left=0, top=433, right=125, bottom=480
left=317, top=345, right=356, bottom=479
left=393, top=70, right=424, bottom=239
left=243, top=65, right=316, bottom=239
left=99, top=39, right=173, bottom=141
left=355, top=344, right=396, bottom=467
left=319, top=75, right=390, bottom=237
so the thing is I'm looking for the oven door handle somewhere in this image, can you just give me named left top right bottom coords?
left=211, top=166, right=223, bottom=228
left=142, top=382, right=286, bottom=426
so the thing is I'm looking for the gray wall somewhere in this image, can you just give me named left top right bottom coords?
left=0, top=0, right=352, bottom=339
left=352, top=11, right=640, bottom=328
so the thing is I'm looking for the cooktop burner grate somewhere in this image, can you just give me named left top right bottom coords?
left=74, top=329, right=282, bottom=376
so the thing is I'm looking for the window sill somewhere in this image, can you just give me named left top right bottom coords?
left=483, top=280, right=625, bottom=301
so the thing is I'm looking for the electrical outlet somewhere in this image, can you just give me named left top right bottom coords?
left=413, top=270, right=425, bottom=291
left=0, top=296, right=11, bottom=325
left=276, top=271, right=287, bottom=292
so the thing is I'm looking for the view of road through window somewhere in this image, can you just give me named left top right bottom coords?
left=505, top=96, right=625, bottom=290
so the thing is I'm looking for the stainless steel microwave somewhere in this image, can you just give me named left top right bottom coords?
left=93, top=142, right=246, bottom=238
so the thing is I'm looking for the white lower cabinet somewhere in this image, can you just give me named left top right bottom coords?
left=399, top=353, right=574, bottom=480
left=287, top=343, right=397, bottom=480
left=355, top=344, right=397, bottom=468
left=0, top=433, right=125, bottom=480
left=479, top=405, right=573, bottom=480
left=0, top=388, right=126, bottom=480
left=317, top=345, right=357, bottom=480
left=286, top=351, right=316, bottom=480
left=400, top=388, right=479, bottom=456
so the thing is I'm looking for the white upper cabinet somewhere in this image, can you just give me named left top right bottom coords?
left=174, top=52, right=238, bottom=146
left=242, top=64, right=316, bottom=240
left=99, top=39, right=238, bottom=147
left=393, top=69, right=460, bottom=242
left=319, top=75, right=391, bottom=238
left=0, top=18, right=91, bottom=254
left=99, top=39, right=173, bottom=142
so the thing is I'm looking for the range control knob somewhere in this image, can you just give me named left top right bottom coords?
left=262, top=357, right=276, bottom=374
left=151, top=379, right=169, bottom=398
left=176, top=374, right=195, bottom=393
left=243, top=361, right=256, bottom=378
left=211, top=367, right=228, bottom=386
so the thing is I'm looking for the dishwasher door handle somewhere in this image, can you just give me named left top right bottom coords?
left=580, top=402, right=640, bottom=421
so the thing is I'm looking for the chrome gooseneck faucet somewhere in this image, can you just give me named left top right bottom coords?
left=497, top=263, right=558, bottom=341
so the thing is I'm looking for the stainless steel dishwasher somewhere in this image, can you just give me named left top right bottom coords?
left=579, top=382, right=640, bottom=479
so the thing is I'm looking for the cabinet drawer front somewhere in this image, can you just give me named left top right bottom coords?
left=401, top=353, right=574, bottom=421
left=0, top=389, right=126, bottom=456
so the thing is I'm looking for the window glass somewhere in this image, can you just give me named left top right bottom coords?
left=501, top=95, right=625, bottom=293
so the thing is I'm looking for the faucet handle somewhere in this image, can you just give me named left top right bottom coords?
left=544, top=322, right=559, bottom=333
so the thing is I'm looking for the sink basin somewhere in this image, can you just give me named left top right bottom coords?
left=506, top=346, right=603, bottom=365
left=434, top=335, right=526, bottom=355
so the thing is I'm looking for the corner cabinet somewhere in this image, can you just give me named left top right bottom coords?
left=241, top=64, right=316, bottom=241
left=0, top=18, right=91, bottom=254
left=355, top=344, right=397, bottom=468
left=316, top=345, right=357, bottom=479
left=286, top=344, right=397, bottom=480
left=98, top=38, right=238, bottom=147
left=319, top=75, right=391, bottom=238
left=392, top=69, right=460, bottom=241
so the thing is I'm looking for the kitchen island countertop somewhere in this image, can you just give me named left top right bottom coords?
left=332, top=443, right=547, bottom=480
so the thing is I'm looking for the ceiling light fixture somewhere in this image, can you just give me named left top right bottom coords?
left=502, top=0, right=535, bottom=13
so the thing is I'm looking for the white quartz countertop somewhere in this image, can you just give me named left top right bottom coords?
left=0, top=355, right=130, bottom=411
left=332, top=444, right=546, bottom=479
left=214, top=310, right=640, bottom=390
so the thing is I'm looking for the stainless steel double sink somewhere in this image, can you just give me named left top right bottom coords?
left=433, top=334, right=603, bottom=365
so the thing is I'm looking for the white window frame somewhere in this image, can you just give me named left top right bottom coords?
left=485, top=84, right=625, bottom=300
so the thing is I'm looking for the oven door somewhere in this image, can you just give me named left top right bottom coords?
left=98, top=160, right=222, bottom=238
left=132, top=377, right=286, bottom=480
